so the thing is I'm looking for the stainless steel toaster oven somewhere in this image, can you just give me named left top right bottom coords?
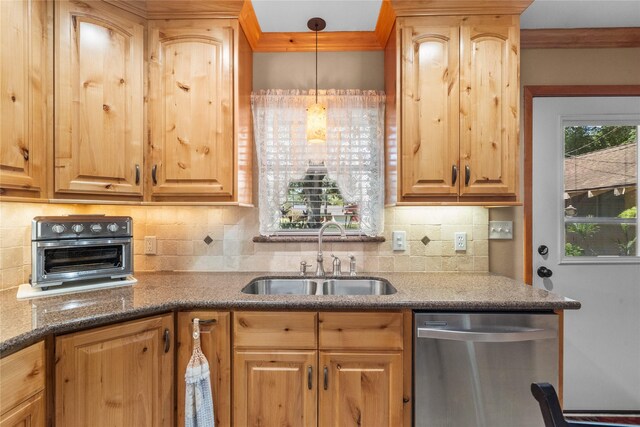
left=31, top=215, right=133, bottom=289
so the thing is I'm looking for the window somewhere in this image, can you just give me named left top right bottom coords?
left=252, top=89, right=385, bottom=236
left=563, top=124, right=639, bottom=257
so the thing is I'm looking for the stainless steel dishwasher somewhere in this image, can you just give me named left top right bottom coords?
left=414, top=312, right=558, bottom=427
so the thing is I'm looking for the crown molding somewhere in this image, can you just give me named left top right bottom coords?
left=521, top=27, right=640, bottom=49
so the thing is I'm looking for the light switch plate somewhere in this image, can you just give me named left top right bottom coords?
left=489, top=221, right=514, bottom=240
left=392, top=231, right=407, bottom=251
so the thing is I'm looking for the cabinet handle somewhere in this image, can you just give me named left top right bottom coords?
left=163, top=328, right=170, bottom=353
left=465, top=165, right=471, bottom=186
left=307, top=366, right=313, bottom=390
left=323, top=366, right=328, bottom=390
left=152, top=165, right=158, bottom=185
left=135, top=164, right=140, bottom=185
left=193, top=318, right=217, bottom=325
left=452, top=164, right=458, bottom=186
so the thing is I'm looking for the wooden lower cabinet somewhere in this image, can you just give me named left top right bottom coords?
left=55, top=315, right=174, bottom=427
left=0, top=391, right=44, bottom=427
left=177, top=311, right=231, bottom=427
left=0, top=341, right=45, bottom=427
left=319, top=352, right=403, bottom=427
left=233, top=350, right=318, bottom=427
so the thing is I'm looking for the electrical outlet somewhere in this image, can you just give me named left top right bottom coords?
left=144, top=236, right=157, bottom=255
left=454, top=232, right=467, bottom=251
left=392, top=231, right=407, bottom=251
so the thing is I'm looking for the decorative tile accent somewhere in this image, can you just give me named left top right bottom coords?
left=203, top=235, right=213, bottom=245
left=421, top=236, right=431, bottom=246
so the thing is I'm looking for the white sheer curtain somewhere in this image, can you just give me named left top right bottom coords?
left=252, top=89, right=385, bottom=236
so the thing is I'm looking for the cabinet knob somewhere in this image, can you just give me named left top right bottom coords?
left=538, top=245, right=549, bottom=256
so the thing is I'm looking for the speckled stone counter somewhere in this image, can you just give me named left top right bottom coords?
left=0, top=272, right=580, bottom=355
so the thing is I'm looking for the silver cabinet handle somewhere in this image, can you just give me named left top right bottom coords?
left=417, top=327, right=556, bottom=342
left=307, top=366, right=313, bottom=390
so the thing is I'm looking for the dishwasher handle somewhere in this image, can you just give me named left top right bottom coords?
left=417, top=326, right=557, bottom=342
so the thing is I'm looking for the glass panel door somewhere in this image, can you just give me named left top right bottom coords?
left=563, top=124, right=639, bottom=259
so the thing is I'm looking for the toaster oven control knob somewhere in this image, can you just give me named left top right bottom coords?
left=107, top=223, right=119, bottom=233
left=71, top=224, right=84, bottom=234
left=52, top=224, right=66, bottom=234
left=90, top=224, right=103, bottom=233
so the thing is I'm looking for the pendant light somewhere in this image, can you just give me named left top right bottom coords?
left=306, top=17, right=327, bottom=145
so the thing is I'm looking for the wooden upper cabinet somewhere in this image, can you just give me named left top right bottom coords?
left=401, top=17, right=460, bottom=199
left=393, top=15, right=520, bottom=203
left=460, top=15, right=519, bottom=198
left=177, top=311, right=231, bottom=427
left=54, top=0, right=144, bottom=199
left=55, top=315, right=174, bottom=427
left=148, top=20, right=235, bottom=201
left=319, top=352, right=403, bottom=427
left=0, top=0, right=49, bottom=199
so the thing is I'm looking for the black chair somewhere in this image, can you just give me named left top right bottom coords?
left=531, top=383, right=634, bottom=427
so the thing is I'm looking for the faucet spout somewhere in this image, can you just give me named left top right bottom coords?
left=316, top=219, right=346, bottom=277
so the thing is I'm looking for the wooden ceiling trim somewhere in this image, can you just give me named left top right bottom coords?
left=239, top=0, right=261, bottom=50
left=103, top=0, right=148, bottom=18
left=375, top=0, right=397, bottom=47
left=253, top=31, right=383, bottom=52
left=104, top=0, right=245, bottom=19
left=521, top=27, right=640, bottom=49
left=391, top=0, right=534, bottom=16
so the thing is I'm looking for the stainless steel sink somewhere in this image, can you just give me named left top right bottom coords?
left=242, top=278, right=318, bottom=295
left=322, top=278, right=397, bottom=295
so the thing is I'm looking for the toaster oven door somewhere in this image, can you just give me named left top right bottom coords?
left=32, top=238, right=132, bottom=287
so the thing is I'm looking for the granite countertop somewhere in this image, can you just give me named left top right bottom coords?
left=0, top=272, right=580, bottom=355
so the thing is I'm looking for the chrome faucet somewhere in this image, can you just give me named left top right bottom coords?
left=316, top=220, right=346, bottom=276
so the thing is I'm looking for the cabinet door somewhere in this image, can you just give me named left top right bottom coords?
left=55, top=0, right=144, bottom=197
left=460, top=15, right=519, bottom=198
left=234, top=350, right=317, bottom=426
left=177, top=311, right=231, bottom=427
left=148, top=20, right=234, bottom=200
left=400, top=17, right=460, bottom=200
left=319, top=352, right=403, bottom=427
left=0, top=391, right=44, bottom=427
left=0, top=0, right=48, bottom=199
left=55, top=315, right=174, bottom=427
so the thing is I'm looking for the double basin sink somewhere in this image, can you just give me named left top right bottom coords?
left=242, top=277, right=397, bottom=296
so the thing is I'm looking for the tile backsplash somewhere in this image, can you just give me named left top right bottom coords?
left=0, top=202, right=488, bottom=290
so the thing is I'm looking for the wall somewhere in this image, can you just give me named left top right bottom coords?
left=489, top=47, right=640, bottom=281
left=253, top=51, right=384, bottom=90
left=0, top=49, right=491, bottom=291
left=0, top=202, right=489, bottom=290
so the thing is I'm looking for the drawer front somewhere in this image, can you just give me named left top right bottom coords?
left=319, top=312, right=403, bottom=350
left=234, top=312, right=317, bottom=349
left=0, top=342, right=45, bottom=415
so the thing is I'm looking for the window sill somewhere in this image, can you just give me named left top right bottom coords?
left=252, top=235, right=385, bottom=243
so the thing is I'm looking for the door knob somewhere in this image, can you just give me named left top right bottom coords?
left=538, top=245, right=549, bottom=256
left=537, top=266, right=553, bottom=278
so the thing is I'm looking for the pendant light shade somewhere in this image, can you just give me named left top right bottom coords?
left=306, top=102, right=327, bottom=144
left=306, top=17, right=326, bottom=145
